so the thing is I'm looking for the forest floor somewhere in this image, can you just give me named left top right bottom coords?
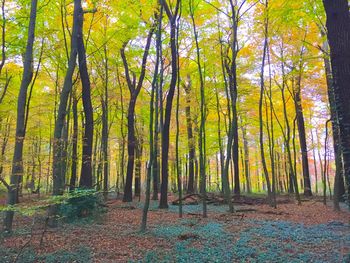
left=0, top=194, right=349, bottom=263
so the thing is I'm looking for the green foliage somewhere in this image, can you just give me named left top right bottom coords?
left=138, top=219, right=350, bottom=263
left=0, top=189, right=107, bottom=223
left=145, top=221, right=235, bottom=262
left=0, top=245, right=92, bottom=263
left=234, top=220, right=350, bottom=263
left=39, top=246, right=92, bottom=263
left=58, top=189, right=107, bottom=223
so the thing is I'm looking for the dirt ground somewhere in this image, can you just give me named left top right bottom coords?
left=0, top=194, right=349, bottom=262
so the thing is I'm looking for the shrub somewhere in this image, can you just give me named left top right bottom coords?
left=58, top=189, right=107, bottom=223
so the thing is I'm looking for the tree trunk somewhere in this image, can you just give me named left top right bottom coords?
left=259, top=2, right=273, bottom=206
left=134, top=137, right=142, bottom=197
left=183, top=77, right=196, bottom=194
left=159, top=0, right=181, bottom=209
left=294, top=71, right=312, bottom=196
left=4, top=0, right=37, bottom=232
left=321, top=35, right=345, bottom=209
left=69, top=91, right=78, bottom=191
left=77, top=0, right=94, bottom=188
left=121, top=27, right=154, bottom=202
left=323, top=0, right=350, bottom=207
left=102, top=43, right=109, bottom=199
left=123, top=96, right=136, bottom=201
left=152, top=8, right=163, bottom=200
left=189, top=2, right=206, bottom=217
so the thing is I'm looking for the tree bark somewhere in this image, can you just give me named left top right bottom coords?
left=52, top=0, right=79, bottom=196
left=69, top=91, right=78, bottom=191
left=294, top=42, right=312, bottom=196
left=77, top=0, right=94, bottom=188
left=121, top=27, right=154, bottom=202
left=183, top=77, right=196, bottom=194
left=323, top=0, right=350, bottom=207
left=159, top=0, right=181, bottom=209
left=4, top=0, right=37, bottom=232
left=259, top=1, right=273, bottom=206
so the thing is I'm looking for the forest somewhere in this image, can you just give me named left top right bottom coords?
left=0, top=0, right=349, bottom=262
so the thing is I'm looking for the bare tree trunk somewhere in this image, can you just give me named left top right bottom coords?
left=69, top=90, right=78, bottom=191
left=152, top=8, right=163, bottom=200
left=159, top=0, right=181, bottom=209
left=293, top=40, right=312, bottom=196
left=259, top=0, right=273, bottom=206
left=77, top=0, right=94, bottom=188
left=311, top=129, right=318, bottom=194
left=4, top=0, right=37, bottom=232
left=321, top=35, right=345, bottom=209
left=102, top=41, right=109, bottom=198
left=121, top=26, right=154, bottom=202
left=323, top=0, right=350, bottom=208
left=189, top=1, right=206, bottom=217
left=183, top=77, right=196, bottom=194
left=52, top=0, right=79, bottom=197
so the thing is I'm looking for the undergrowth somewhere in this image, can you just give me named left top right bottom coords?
left=58, top=189, right=107, bottom=223
left=0, top=245, right=92, bottom=263
left=137, top=219, right=350, bottom=263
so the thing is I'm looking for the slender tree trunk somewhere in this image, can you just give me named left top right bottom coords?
left=142, top=12, right=162, bottom=229
left=175, top=68, right=183, bottom=218
left=311, top=128, right=318, bottom=194
left=215, top=86, right=225, bottom=193
left=226, top=0, right=240, bottom=197
left=116, top=66, right=126, bottom=194
left=152, top=8, right=163, bottom=200
left=102, top=42, right=109, bottom=199
left=189, top=1, right=206, bottom=216
left=259, top=1, right=273, bottom=206
left=4, top=0, right=37, bottom=232
left=159, top=0, right=181, bottom=209
left=323, top=120, right=332, bottom=205
left=241, top=125, right=251, bottom=193
left=69, top=91, right=78, bottom=191
left=77, top=0, right=94, bottom=188
left=134, top=137, right=142, bottom=197
left=294, top=65, right=312, bottom=196
left=52, top=0, right=79, bottom=199
left=120, top=27, right=154, bottom=202
left=0, top=119, right=10, bottom=190
left=183, top=77, right=196, bottom=194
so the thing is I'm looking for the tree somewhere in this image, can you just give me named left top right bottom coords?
left=259, top=0, right=274, bottom=207
left=183, top=76, right=196, bottom=194
left=159, top=0, right=181, bottom=209
left=121, top=26, right=154, bottom=202
left=323, top=0, right=350, bottom=207
left=77, top=0, right=94, bottom=188
left=52, top=0, right=79, bottom=197
left=4, top=0, right=38, bottom=232
left=189, top=0, right=207, bottom=217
